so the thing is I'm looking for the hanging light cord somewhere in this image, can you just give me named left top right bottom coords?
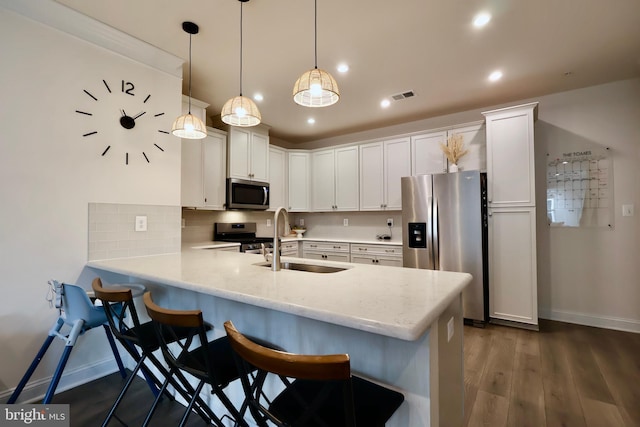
left=239, top=1, right=244, bottom=96
left=314, top=0, right=318, bottom=70
left=187, top=31, right=193, bottom=114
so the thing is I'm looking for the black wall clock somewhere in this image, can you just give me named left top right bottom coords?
left=76, top=79, right=169, bottom=164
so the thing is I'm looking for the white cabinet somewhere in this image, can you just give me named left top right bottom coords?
left=412, top=131, right=447, bottom=175
left=350, top=244, right=403, bottom=267
left=488, top=207, right=537, bottom=325
left=483, top=102, right=539, bottom=328
left=288, top=151, right=310, bottom=212
left=302, top=241, right=350, bottom=262
left=360, top=137, right=411, bottom=211
left=181, top=128, right=226, bottom=209
left=484, top=105, right=537, bottom=207
left=269, top=146, right=287, bottom=211
left=228, top=127, right=269, bottom=182
left=280, top=241, right=299, bottom=257
left=311, top=146, right=359, bottom=211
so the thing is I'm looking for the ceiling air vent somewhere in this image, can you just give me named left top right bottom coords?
left=391, top=90, right=416, bottom=101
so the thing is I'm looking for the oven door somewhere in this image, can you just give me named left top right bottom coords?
left=227, top=178, right=270, bottom=210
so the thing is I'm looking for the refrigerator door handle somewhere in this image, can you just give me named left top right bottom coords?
left=432, top=196, right=439, bottom=270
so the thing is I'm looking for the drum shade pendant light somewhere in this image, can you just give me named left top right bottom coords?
left=221, top=0, right=261, bottom=127
left=172, top=21, right=207, bottom=139
left=292, top=0, right=340, bottom=107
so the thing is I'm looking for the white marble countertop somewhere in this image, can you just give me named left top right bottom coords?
left=87, top=249, right=470, bottom=341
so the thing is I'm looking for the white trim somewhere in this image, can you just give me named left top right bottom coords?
left=0, top=0, right=183, bottom=77
left=0, top=357, right=127, bottom=404
left=539, top=308, right=640, bottom=334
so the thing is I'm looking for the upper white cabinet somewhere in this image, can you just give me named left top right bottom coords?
left=311, top=146, right=359, bottom=211
left=288, top=151, right=310, bottom=212
left=228, top=126, right=269, bottom=182
left=411, top=131, right=447, bottom=175
left=269, top=146, right=287, bottom=211
left=181, top=128, right=227, bottom=209
left=360, top=137, right=411, bottom=210
left=483, top=104, right=537, bottom=207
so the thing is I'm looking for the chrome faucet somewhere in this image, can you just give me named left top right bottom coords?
left=272, top=207, right=289, bottom=271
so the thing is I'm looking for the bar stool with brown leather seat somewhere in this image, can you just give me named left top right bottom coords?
left=142, top=291, right=255, bottom=427
left=224, top=320, right=405, bottom=427
left=92, top=278, right=214, bottom=426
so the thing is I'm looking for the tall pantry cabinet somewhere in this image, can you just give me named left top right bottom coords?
left=483, top=102, right=539, bottom=329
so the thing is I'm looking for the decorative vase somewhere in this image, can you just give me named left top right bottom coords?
left=294, top=229, right=306, bottom=238
left=449, top=164, right=459, bottom=173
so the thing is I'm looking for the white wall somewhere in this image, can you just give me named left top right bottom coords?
left=0, top=3, right=182, bottom=400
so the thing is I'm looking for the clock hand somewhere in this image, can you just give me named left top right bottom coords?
left=133, top=111, right=146, bottom=120
left=121, top=109, right=127, bottom=117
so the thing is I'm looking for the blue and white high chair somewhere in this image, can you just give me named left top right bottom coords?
left=7, top=280, right=126, bottom=404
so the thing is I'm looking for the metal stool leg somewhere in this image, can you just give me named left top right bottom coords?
left=7, top=318, right=64, bottom=404
left=102, top=325, right=126, bottom=378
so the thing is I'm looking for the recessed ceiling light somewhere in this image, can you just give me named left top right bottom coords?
left=380, top=99, right=391, bottom=108
left=337, top=63, right=349, bottom=73
left=488, top=70, right=503, bottom=82
left=307, top=118, right=315, bottom=124
left=473, top=12, right=491, bottom=28
left=253, top=93, right=264, bottom=102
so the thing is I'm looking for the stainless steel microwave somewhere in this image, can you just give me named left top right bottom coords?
left=226, top=178, right=270, bottom=210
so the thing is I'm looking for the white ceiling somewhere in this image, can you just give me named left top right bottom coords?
left=56, top=0, right=640, bottom=143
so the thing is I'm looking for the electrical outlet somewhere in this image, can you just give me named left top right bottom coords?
left=622, top=204, right=634, bottom=217
left=447, top=317, right=454, bottom=342
left=266, top=219, right=272, bottom=227
left=299, top=218, right=305, bottom=226
left=343, top=218, right=349, bottom=226
left=387, top=218, right=393, bottom=227
left=135, top=215, right=147, bottom=232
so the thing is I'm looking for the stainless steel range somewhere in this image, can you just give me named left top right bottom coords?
left=214, top=222, right=273, bottom=254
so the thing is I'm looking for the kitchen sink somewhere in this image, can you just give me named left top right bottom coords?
left=254, top=261, right=349, bottom=273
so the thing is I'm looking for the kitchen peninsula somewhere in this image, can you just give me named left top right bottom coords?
left=88, top=248, right=471, bottom=426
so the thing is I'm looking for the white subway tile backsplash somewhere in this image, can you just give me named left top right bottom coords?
left=88, top=203, right=181, bottom=261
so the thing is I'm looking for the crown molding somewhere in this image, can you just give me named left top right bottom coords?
left=0, top=0, right=183, bottom=78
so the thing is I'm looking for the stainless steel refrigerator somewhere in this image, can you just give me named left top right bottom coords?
left=401, top=171, right=489, bottom=325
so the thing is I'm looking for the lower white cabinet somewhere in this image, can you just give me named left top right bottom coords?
left=280, top=241, right=299, bottom=257
left=302, top=241, right=350, bottom=262
left=350, top=244, right=403, bottom=267
left=488, top=207, right=538, bottom=326
left=181, top=128, right=227, bottom=209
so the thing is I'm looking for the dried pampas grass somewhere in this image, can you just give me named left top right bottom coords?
left=440, top=134, right=468, bottom=165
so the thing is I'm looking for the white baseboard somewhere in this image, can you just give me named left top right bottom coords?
left=539, top=308, right=640, bottom=334
left=0, top=357, right=125, bottom=404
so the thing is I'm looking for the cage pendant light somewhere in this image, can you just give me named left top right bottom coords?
left=172, top=21, right=207, bottom=139
left=293, top=0, right=340, bottom=107
left=221, top=0, right=261, bottom=127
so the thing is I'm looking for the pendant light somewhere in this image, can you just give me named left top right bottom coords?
left=221, top=0, right=261, bottom=127
left=171, top=21, right=207, bottom=139
left=292, top=0, right=340, bottom=107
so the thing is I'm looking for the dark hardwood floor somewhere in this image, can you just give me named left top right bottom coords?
left=52, top=319, right=640, bottom=426
left=464, top=319, right=640, bottom=427
left=53, top=372, right=209, bottom=426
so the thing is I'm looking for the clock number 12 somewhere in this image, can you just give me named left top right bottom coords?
left=122, top=80, right=135, bottom=96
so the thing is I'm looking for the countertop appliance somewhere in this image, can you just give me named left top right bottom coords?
left=401, top=171, right=489, bottom=325
left=214, top=222, right=273, bottom=253
left=226, top=178, right=269, bottom=210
